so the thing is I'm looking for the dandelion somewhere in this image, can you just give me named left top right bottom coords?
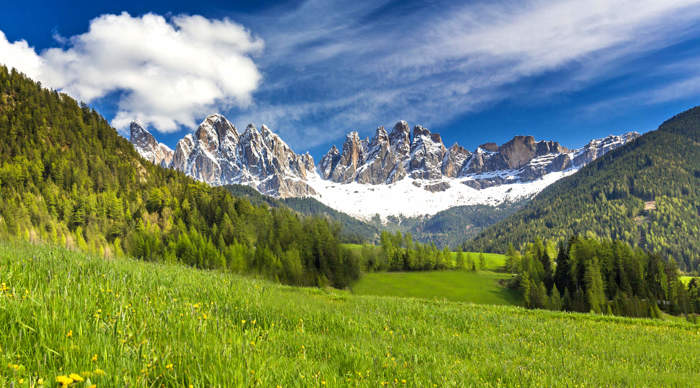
left=166, top=363, right=173, bottom=370
left=91, top=354, right=98, bottom=362
left=56, top=376, right=74, bottom=386
left=66, top=330, right=73, bottom=338
left=69, top=373, right=84, bottom=382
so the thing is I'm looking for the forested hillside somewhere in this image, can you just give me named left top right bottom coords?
left=375, top=202, right=524, bottom=248
left=466, top=107, right=700, bottom=273
left=507, top=237, right=700, bottom=318
left=224, top=184, right=379, bottom=243
left=0, top=66, right=359, bottom=288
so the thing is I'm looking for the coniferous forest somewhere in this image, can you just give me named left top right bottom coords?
left=508, top=237, right=700, bottom=318
left=0, top=66, right=360, bottom=288
left=467, top=108, right=700, bottom=273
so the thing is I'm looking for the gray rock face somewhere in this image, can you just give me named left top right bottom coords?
left=129, top=114, right=316, bottom=198
left=442, top=144, right=470, bottom=178
left=573, top=132, right=640, bottom=166
left=129, top=122, right=173, bottom=167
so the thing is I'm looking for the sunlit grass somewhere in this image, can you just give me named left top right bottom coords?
left=1, top=240, right=698, bottom=386
left=352, top=270, right=521, bottom=306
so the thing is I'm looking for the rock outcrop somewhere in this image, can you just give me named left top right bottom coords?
left=129, top=122, right=173, bottom=167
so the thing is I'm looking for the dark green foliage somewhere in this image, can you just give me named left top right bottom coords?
left=0, top=66, right=359, bottom=288
left=359, top=230, right=461, bottom=272
left=510, top=236, right=700, bottom=318
left=466, top=108, right=700, bottom=272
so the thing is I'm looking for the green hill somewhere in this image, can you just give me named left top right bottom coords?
left=466, top=107, right=700, bottom=273
left=1, top=240, right=697, bottom=386
left=0, top=66, right=359, bottom=288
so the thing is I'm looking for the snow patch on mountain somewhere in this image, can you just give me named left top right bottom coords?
left=306, top=169, right=578, bottom=221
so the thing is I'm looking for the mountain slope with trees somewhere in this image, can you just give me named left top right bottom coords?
left=224, top=184, right=379, bottom=243
left=466, top=107, right=700, bottom=273
left=0, top=66, right=359, bottom=288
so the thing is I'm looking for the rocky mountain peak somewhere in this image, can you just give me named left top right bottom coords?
left=319, top=145, right=341, bottom=179
left=129, top=122, right=156, bottom=149
left=478, top=142, right=499, bottom=152
left=409, top=125, right=447, bottom=179
left=129, top=122, right=173, bottom=167
left=389, top=120, right=411, bottom=157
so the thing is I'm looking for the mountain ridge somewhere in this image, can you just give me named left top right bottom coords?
left=130, top=114, right=638, bottom=220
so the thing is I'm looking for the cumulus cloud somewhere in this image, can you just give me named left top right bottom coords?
left=0, top=12, right=263, bottom=133
left=0, top=31, right=43, bottom=81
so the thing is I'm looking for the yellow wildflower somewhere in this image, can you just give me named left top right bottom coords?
left=93, top=369, right=106, bottom=376
left=69, top=373, right=84, bottom=382
left=56, top=375, right=74, bottom=386
left=165, top=363, right=173, bottom=370
left=37, top=378, right=44, bottom=385
left=66, top=330, right=72, bottom=338
left=91, top=354, right=98, bottom=362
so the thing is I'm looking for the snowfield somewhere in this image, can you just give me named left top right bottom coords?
left=306, top=169, right=578, bottom=220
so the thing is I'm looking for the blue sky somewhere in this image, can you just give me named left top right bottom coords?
left=2, top=0, right=700, bottom=160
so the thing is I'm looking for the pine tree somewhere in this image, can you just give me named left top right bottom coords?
left=550, top=284, right=563, bottom=311
left=584, top=256, right=607, bottom=313
left=456, top=248, right=465, bottom=270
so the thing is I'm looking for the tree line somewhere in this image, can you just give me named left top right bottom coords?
left=507, top=236, right=700, bottom=319
left=357, top=230, right=487, bottom=272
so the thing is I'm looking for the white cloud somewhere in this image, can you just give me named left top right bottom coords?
left=0, top=12, right=263, bottom=133
left=0, top=31, right=43, bottom=81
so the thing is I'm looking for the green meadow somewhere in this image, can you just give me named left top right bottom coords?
left=1, top=240, right=698, bottom=387
left=351, top=271, right=521, bottom=306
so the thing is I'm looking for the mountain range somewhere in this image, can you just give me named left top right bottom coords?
left=130, top=115, right=638, bottom=221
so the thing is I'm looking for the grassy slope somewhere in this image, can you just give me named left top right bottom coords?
left=1, top=241, right=698, bottom=387
left=351, top=271, right=521, bottom=306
